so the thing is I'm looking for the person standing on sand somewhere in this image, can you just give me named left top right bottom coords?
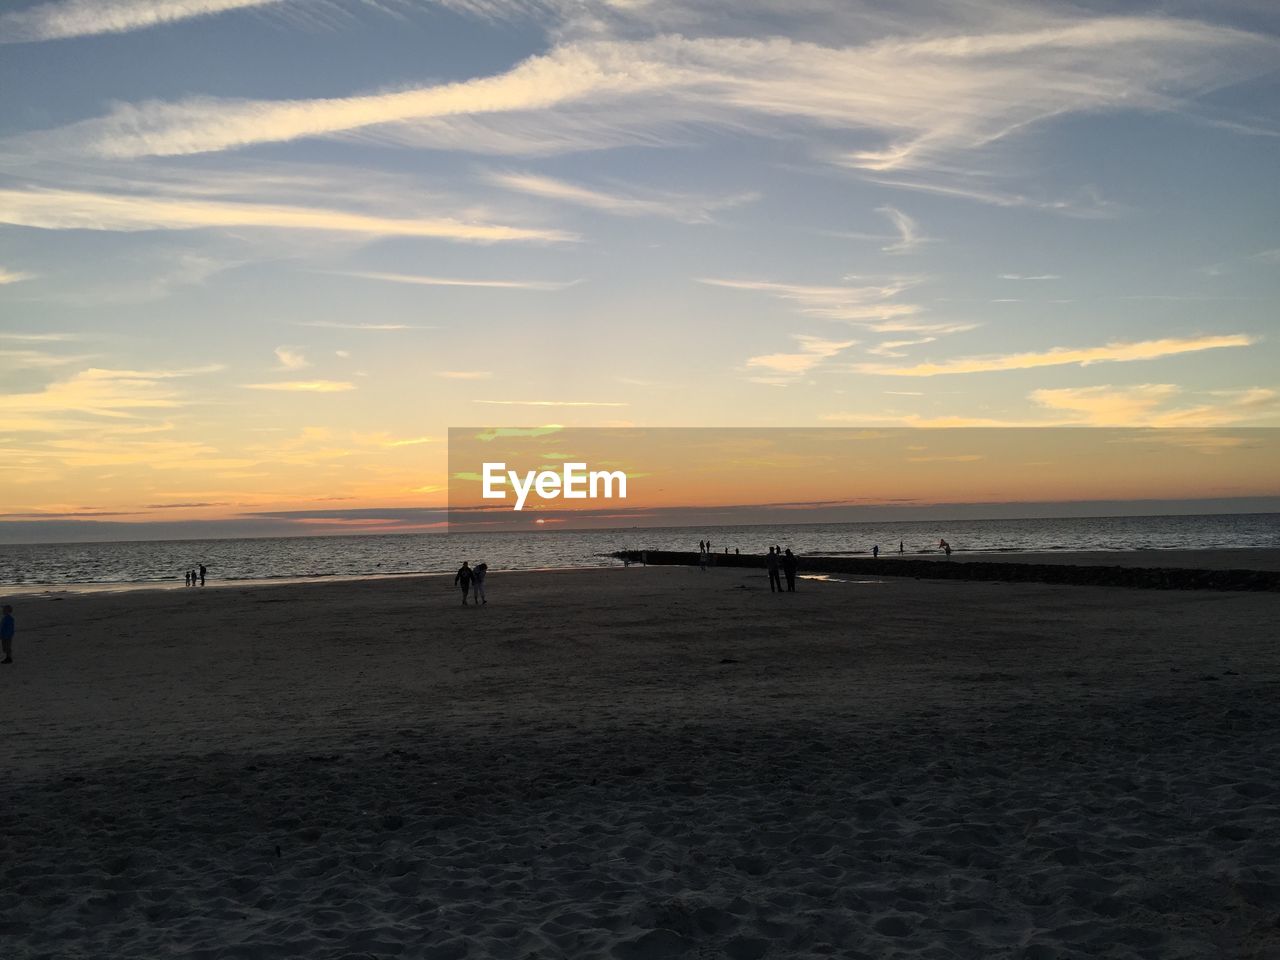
left=1, top=604, right=14, bottom=664
left=454, top=561, right=474, bottom=606
left=873, top=544, right=879, bottom=559
left=782, top=548, right=798, bottom=592
left=199, top=564, right=207, bottom=586
left=473, top=563, right=488, bottom=605
left=766, top=547, right=782, bottom=593
left=899, top=540, right=904, bottom=554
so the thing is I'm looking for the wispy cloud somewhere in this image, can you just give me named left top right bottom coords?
left=487, top=170, right=758, bottom=223
left=293, top=321, right=425, bottom=331
left=0, top=349, right=95, bottom=369
left=866, top=336, right=936, bottom=358
left=857, top=334, right=1255, bottom=377
left=0, top=267, right=35, bottom=284
left=698, top=276, right=972, bottom=335
left=1001, top=273, right=1061, bottom=280
left=437, top=370, right=493, bottom=379
left=242, top=380, right=356, bottom=392
left=473, top=399, right=628, bottom=407
left=0, top=0, right=284, bottom=44
left=877, top=206, right=928, bottom=254
left=273, top=347, right=309, bottom=371
left=18, top=16, right=1271, bottom=206
left=336, top=270, right=579, bottom=291
left=1030, top=384, right=1280, bottom=427
left=0, top=365, right=218, bottom=432
left=0, top=187, right=574, bottom=242
left=746, top=335, right=857, bottom=377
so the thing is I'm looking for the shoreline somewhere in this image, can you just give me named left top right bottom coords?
left=5, top=547, right=1278, bottom=596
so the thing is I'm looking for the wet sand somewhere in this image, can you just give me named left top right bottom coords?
left=1, top=567, right=1278, bottom=958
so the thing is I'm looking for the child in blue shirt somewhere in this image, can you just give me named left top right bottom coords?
left=1, top=604, right=14, bottom=664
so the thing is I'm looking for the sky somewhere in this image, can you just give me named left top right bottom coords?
left=1, top=0, right=1278, bottom=541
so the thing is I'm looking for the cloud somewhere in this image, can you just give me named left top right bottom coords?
left=17, top=14, right=1272, bottom=207
left=335, top=270, right=579, bottom=290
left=866, top=337, right=936, bottom=358
left=0, top=267, right=35, bottom=284
left=437, top=370, right=493, bottom=379
left=0, top=0, right=284, bottom=44
left=1031, top=384, right=1280, bottom=427
left=273, top=346, right=309, bottom=371
left=0, top=187, right=574, bottom=242
left=857, top=334, right=1255, bottom=377
left=384, top=436, right=439, bottom=447
left=472, top=399, right=627, bottom=406
left=1001, top=273, right=1061, bottom=280
left=487, top=170, right=757, bottom=223
left=746, top=335, right=857, bottom=377
left=0, top=365, right=216, bottom=432
left=293, top=321, right=424, bottom=330
left=0, top=331, right=82, bottom=341
left=698, top=276, right=973, bottom=335
left=241, top=380, right=356, bottom=392
left=0, top=349, right=96, bottom=369
left=877, top=206, right=928, bottom=254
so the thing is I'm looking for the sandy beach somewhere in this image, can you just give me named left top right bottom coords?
left=2, top=565, right=1278, bottom=958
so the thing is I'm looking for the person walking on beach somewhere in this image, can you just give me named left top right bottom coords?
left=899, top=540, right=904, bottom=554
left=766, top=547, right=782, bottom=593
left=454, top=561, right=474, bottom=606
left=873, top=544, right=879, bottom=559
left=473, top=562, right=488, bottom=605
left=782, top=548, right=798, bottom=592
left=199, top=564, right=207, bottom=586
left=1, top=605, right=14, bottom=664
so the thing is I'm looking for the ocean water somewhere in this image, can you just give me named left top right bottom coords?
left=0, top=514, right=1277, bottom=587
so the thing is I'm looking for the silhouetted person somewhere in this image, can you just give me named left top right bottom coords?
left=899, top=540, right=904, bottom=554
left=183, top=571, right=190, bottom=586
left=473, top=562, right=488, bottom=605
left=766, top=547, right=782, bottom=593
left=454, top=561, right=474, bottom=605
left=199, top=564, right=207, bottom=586
left=698, top=540, right=705, bottom=553
left=782, top=549, right=798, bottom=592
left=873, top=544, right=879, bottom=559
left=1, top=604, right=14, bottom=664
left=939, top=538, right=952, bottom=557
left=699, top=545, right=708, bottom=571
left=735, top=547, right=739, bottom=555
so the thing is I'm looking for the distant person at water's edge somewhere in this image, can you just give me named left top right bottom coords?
left=1, top=604, right=14, bottom=664
left=782, top=548, right=798, bottom=592
left=199, top=564, right=207, bottom=586
left=899, top=540, right=904, bottom=554
left=473, top=562, right=488, bottom=605
left=454, top=561, right=474, bottom=606
left=765, top=547, right=782, bottom=593
left=872, top=544, right=879, bottom=559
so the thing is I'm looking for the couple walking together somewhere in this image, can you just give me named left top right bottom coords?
left=454, top=561, right=488, bottom=605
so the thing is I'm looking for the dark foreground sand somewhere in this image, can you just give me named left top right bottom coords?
left=1, top=567, right=1278, bottom=959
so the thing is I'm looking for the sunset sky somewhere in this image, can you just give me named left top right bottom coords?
left=1, top=0, right=1278, bottom=540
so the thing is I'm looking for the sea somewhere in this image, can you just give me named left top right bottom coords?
left=0, top=513, right=1277, bottom=588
